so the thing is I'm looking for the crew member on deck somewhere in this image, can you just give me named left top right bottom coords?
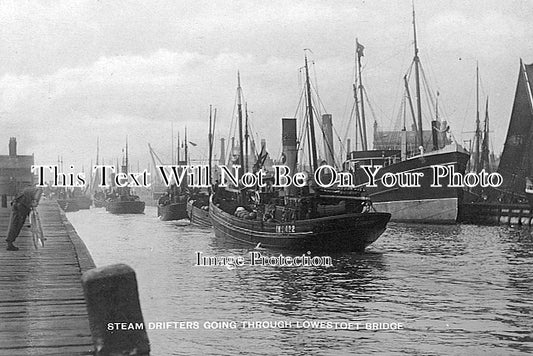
left=5, top=187, right=42, bottom=251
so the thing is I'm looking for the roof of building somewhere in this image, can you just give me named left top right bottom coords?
left=0, top=155, right=34, bottom=169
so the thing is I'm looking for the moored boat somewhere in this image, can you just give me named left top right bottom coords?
left=74, top=195, right=92, bottom=209
left=210, top=67, right=390, bottom=252
left=187, top=106, right=216, bottom=227
left=348, top=144, right=469, bottom=223
left=93, top=191, right=107, bottom=208
left=187, top=194, right=211, bottom=227
left=106, top=193, right=145, bottom=214
left=105, top=140, right=145, bottom=214
left=210, top=189, right=390, bottom=252
left=157, top=198, right=188, bottom=221
left=90, top=138, right=106, bottom=208
left=156, top=182, right=189, bottom=221
left=527, top=179, right=533, bottom=209
left=459, top=60, right=533, bottom=225
left=345, top=7, right=469, bottom=223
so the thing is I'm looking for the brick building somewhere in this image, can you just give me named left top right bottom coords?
left=0, top=138, right=34, bottom=199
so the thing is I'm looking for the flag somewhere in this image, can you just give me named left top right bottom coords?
left=280, top=152, right=287, bottom=164
left=188, top=141, right=197, bottom=147
left=356, top=39, right=365, bottom=57
left=253, top=143, right=268, bottom=173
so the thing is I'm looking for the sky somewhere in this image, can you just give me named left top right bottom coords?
left=0, top=0, right=532, bottom=175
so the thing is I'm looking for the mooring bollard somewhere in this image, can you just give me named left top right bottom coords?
left=81, top=264, right=150, bottom=356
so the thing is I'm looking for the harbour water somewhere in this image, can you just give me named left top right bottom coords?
left=67, top=207, right=533, bottom=355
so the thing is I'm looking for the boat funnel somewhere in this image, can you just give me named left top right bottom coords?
left=282, top=118, right=298, bottom=195
left=220, top=138, right=226, bottom=165
left=346, top=138, right=351, bottom=159
left=282, top=118, right=297, bottom=171
left=322, top=114, right=334, bottom=165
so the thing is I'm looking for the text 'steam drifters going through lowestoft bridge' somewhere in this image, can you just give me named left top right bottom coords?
left=1, top=3, right=533, bottom=356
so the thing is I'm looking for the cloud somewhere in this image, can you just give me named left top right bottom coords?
left=426, top=11, right=531, bottom=59
left=0, top=0, right=531, bottom=169
left=0, top=48, right=308, bottom=166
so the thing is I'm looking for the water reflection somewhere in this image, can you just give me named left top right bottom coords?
left=67, top=208, right=533, bottom=355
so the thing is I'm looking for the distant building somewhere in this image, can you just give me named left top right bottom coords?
left=373, top=121, right=451, bottom=153
left=0, top=138, right=34, bottom=197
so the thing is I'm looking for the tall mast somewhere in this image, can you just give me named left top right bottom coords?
left=237, top=71, right=245, bottom=176
left=435, top=91, right=439, bottom=122
left=208, top=105, right=213, bottom=184
left=432, top=91, right=440, bottom=150
left=125, top=137, right=129, bottom=175
left=404, top=75, right=418, bottom=147
left=171, top=122, right=174, bottom=165
left=211, top=108, right=218, bottom=185
left=352, top=51, right=362, bottom=151
left=245, top=102, right=249, bottom=172
left=356, top=38, right=368, bottom=150
left=184, top=127, right=189, bottom=165
left=481, top=97, right=490, bottom=171
left=177, top=131, right=180, bottom=164
left=304, top=52, right=318, bottom=172
left=94, top=137, right=100, bottom=189
left=88, top=159, right=92, bottom=192
left=474, top=62, right=481, bottom=172
left=96, top=137, right=100, bottom=165
left=412, top=3, right=424, bottom=150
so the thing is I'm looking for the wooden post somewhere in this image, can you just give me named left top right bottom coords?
left=1, top=195, right=6, bottom=208
left=81, top=264, right=150, bottom=356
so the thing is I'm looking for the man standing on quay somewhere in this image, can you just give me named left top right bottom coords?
left=5, top=187, right=42, bottom=251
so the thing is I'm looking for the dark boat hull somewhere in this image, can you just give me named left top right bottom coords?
left=352, top=146, right=470, bottom=223
left=526, top=187, right=533, bottom=209
left=157, top=202, right=188, bottom=221
left=106, top=201, right=145, bottom=214
left=187, top=200, right=211, bottom=227
left=74, top=196, right=92, bottom=209
left=209, top=198, right=390, bottom=253
left=93, top=198, right=106, bottom=208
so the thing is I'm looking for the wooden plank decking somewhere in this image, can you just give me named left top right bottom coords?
left=0, top=199, right=95, bottom=356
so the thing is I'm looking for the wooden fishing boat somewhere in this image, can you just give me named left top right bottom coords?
left=156, top=183, right=189, bottom=221
left=187, top=106, right=216, bottom=227
left=459, top=60, right=533, bottom=224
left=498, top=60, right=533, bottom=207
left=210, top=189, right=390, bottom=252
left=187, top=194, right=211, bottom=227
left=90, top=139, right=106, bottom=208
left=210, top=66, right=390, bottom=252
left=157, top=198, right=188, bottom=221
left=105, top=140, right=145, bottom=214
left=106, top=194, right=145, bottom=214
left=74, top=195, right=92, bottom=209
left=93, top=191, right=107, bottom=208
left=153, top=128, right=192, bottom=221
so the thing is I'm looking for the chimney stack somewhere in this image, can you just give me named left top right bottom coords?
left=9, top=137, right=17, bottom=156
